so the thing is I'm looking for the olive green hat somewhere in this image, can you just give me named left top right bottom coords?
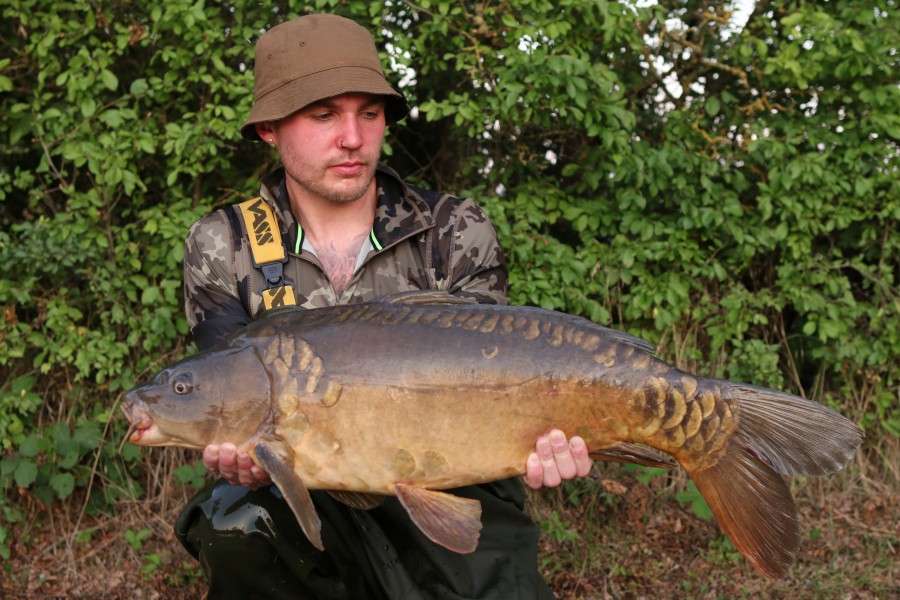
left=240, top=14, right=409, bottom=141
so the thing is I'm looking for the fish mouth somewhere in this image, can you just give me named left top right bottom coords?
left=119, top=403, right=160, bottom=451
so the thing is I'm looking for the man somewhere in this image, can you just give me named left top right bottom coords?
left=177, top=13, right=592, bottom=599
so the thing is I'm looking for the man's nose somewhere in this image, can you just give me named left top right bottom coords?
left=338, top=117, right=364, bottom=150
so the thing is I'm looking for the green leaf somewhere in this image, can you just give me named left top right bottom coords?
left=80, top=97, right=97, bottom=118
left=50, top=472, right=76, bottom=499
left=141, top=286, right=162, bottom=305
left=11, top=375, right=36, bottom=394
left=101, top=70, right=119, bottom=91
left=18, top=436, right=39, bottom=458
left=124, top=528, right=152, bottom=550
left=220, top=105, right=236, bottom=120
left=129, top=78, right=149, bottom=95
left=561, top=163, right=580, bottom=177
left=74, top=424, right=102, bottom=450
left=14, top=459, right=37, bottom=488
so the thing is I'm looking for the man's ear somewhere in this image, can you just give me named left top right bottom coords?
left=255, top=121, right=276, bottom=144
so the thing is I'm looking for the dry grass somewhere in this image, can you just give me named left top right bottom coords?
left=0, top=448, right=205, bottom=599
left=528, top=465, right=898, bottom=599
left=1, top=451, right=896, bottom=600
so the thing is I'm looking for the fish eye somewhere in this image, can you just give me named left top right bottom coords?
left=172, top=374, right=193, bottom=395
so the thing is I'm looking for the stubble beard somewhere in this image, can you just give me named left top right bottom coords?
left=283, top=148, right=381, bottom=205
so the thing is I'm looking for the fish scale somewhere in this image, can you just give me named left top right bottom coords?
left=121, top=291, right=863, bottom=578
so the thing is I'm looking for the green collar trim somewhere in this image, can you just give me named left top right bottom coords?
left=295, top=224, right=381, bottom=254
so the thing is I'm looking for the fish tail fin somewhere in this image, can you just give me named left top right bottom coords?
left=689, top=383, right=863, bottom=578
left=690, top=437, right=799, bottom=577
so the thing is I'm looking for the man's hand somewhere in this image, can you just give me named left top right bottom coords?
left=203, top=443, right=272, bottom=489
left=523, top=429, right=593, bottom=489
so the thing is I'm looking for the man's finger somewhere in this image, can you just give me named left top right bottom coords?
left=549, top=429, right=577, bottom=480
left=523, top=453, right=543, bottom=489
left=202, top=445, right=220, bottom=472
left=250, top=465, right=271, bottom=485
left=570, top=436, right=593, bottom=477
left=219, top=443, right=237, bottom=463
left=536, top=435, right=562, bottom=488
left=218, top=443, right=238, bottom=480
left=237, top=453, right=256, bottom=487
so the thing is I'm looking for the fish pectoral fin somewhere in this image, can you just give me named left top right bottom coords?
left=394, top=483, right=482, bottom=554
left=327, top=490, right=386, bottom=510
left=378, top=290, right=477, bottom=305
left=253, top=442, right=324, bottom=552
left=590, top=443, right=676, bottom=469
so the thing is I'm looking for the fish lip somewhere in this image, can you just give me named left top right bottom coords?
left=119, top=402, right=157, bottom=449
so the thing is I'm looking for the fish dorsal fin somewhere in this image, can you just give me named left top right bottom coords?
left=378, top=290, right=478, bottom=305
left=253, top=442, right=324, bottom=551
left=394, top=483, right=482, bottom=554
left=590, top=442, right=676, bottom=469
left=327, top=490, right=386, bottom=510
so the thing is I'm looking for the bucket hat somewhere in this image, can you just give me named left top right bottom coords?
left=241, top=14, right=409, bottom=140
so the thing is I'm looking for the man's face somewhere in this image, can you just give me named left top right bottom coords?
left=270, top=93, right=387, bottom=205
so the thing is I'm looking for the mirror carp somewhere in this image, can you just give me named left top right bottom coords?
left=121, top=291, right=863, bottom=578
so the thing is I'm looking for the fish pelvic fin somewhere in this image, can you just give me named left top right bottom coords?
left=590, top=442, right=676, bottom=469
left=689, top=383, right=863, bottom=578
left=327, top=490, right=386, bottom=510
left=253, top=442, right=324, bottom=552
left=394, top=483, right=483, bottom=554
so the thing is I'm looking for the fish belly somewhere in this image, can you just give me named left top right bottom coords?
left=275, top=380, right=633, bottom=494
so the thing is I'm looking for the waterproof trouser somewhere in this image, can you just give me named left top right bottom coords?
left=175, top=478, right=555, bottom=600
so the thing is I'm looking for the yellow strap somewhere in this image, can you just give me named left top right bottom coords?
left=237, top=197, right=296, bottom=308
left=238, top=197, right=286, bottom=264
left=261, top=286, right=297, bottom=310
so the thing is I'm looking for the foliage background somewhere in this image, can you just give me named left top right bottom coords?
left=1, top=0, right=897, bottom=597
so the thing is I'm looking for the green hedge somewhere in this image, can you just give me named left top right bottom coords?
left=1, top=0, right=897, bottom=560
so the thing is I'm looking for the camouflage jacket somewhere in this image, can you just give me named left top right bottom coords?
left=183, top=165, right=508, bottom=349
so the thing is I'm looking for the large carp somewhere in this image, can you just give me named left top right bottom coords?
left=122, top=291, right=863, bottom=578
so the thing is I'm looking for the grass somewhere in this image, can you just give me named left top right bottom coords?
left=527, top=464, right=898, bottom=599
left=0, top=452, right=896, bottom=599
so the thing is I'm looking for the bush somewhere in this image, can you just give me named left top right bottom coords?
left=1, top=0, right=897, bottom=562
